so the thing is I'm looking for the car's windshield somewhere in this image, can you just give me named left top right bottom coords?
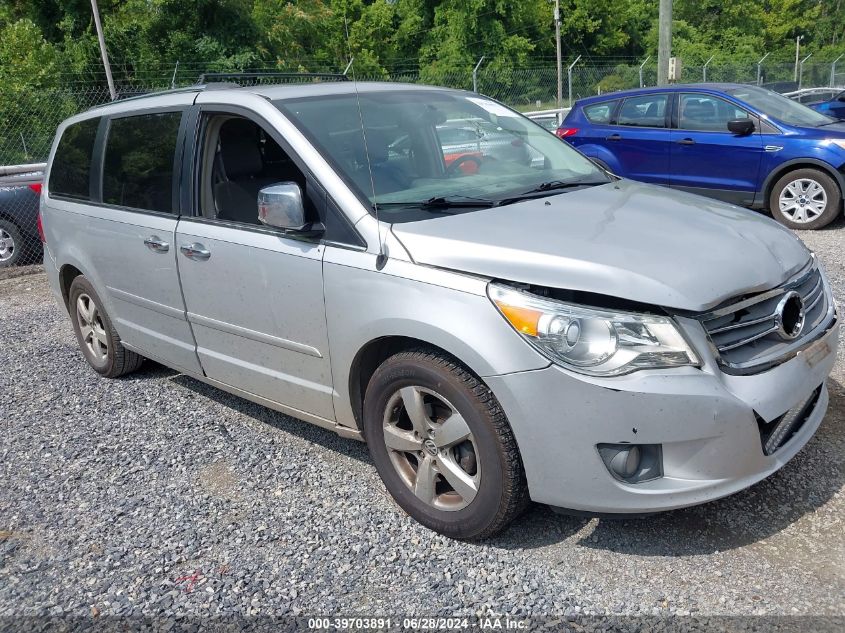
left=275, top=90, right=608, bottom=222
left=724, top=85, right=835, bottom=127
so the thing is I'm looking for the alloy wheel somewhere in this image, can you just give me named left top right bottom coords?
left=382, top=386, right=481, bottom=511
left=75, top=293, right=109, bottom=362
left=778, top=178, right=828, bottom=224
left=0, top=229, right=15, bottom=262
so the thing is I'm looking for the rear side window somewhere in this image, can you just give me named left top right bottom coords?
left=583, top=100, right=618, bottom=124
left=49, top=118, right=100, bottom=200
left=102, top=112, right=182, bottom=213
left=617, top=94, right=668, bottom=128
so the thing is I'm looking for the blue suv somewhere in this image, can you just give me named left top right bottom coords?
left=811, top=89, right=845, bottom=120
left=557, top=84, right=845, bottom=229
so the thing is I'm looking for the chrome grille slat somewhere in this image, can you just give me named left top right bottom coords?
left=709, top=313, right=776, bottom=335
left=717, top=324, right=780, bottom=352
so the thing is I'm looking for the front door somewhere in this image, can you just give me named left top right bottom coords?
left=669, top=93, right=763, bottom=206
left=175, top=110, right=335, bottom=421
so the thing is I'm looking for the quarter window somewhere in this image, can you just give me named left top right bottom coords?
left=102, top=112, right=182, bottom=212
left=48, top=118, right=100, bottom=200
left=678, top=94, right=751, bottom=132
left=617, top=94, right=668, bottom=128
left=583, top=100, right=618, bottom=124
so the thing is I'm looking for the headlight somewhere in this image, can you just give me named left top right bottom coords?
left=488, top=283, right=699, bottom=376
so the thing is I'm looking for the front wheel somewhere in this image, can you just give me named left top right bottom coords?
left=769, top=168, right=842, bottom=230
left=363, top=349, right=528, bottom=539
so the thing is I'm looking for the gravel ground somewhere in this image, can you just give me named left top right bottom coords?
left=1, top=225, right=844, bottom=629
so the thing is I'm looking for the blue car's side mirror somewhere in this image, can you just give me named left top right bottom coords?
left=727, top=119, right=755, bottom=136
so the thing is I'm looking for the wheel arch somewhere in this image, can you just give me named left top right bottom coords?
left=348, top=335, right=514, bottom=435
left=58, top=263, right=85, bottom=308
left=762, top=158, right=845, bottom=208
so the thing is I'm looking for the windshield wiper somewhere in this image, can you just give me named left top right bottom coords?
left=496, top=178, right=608, bottom=206
left=374, top=195, right=497, bottom=212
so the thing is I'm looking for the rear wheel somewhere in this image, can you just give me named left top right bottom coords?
left=0, top=219, right=23, bottom=268
left=769, top=168, right=842, bottom=229
left=68, top=276, right=144, bottom=378
left=363, top=349, right=528, bottom=539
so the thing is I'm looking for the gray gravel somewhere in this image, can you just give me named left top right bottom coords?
left=1, top=226, right=844, bottom=627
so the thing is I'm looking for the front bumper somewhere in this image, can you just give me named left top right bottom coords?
left=486, top=314, right=839, bottom=513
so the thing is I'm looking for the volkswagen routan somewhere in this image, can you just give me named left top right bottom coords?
left=39, top=80, right=839, bottom=538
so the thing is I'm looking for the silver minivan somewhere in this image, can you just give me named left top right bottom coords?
left=40, top=81, right=839, bottom=539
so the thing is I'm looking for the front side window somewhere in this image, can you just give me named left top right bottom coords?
left=49, top=117, right=100, bottom=200
left=617, top=94, right=668, bottom=128
left=197, top=114, right=315, bottom=227
left=276, top=90, right=607, bottom=223
left=678, top=94, right=750, bottom=132
left=102, top=112, right=182, bottom=212
left=583, top=100, right=618, bottom=124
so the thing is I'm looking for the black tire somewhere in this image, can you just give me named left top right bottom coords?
left=0, top=219, right=24, bottom=268
left=363, top=348, right=528, bottom=539
left=769, top=168, right=842, bottom=230
left=68, top=276, right=144, bottom=378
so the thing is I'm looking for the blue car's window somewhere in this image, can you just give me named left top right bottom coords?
left=583, top=100, right=618, bottom=124
left=617, top=94, right=668, bottom=128
left=678, top=94, right=750, bottom=132
left=724, top=85, right=834, bottom=127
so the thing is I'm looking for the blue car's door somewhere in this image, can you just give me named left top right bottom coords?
left=606, top=93, right=672, bottom=184
left=669, top=93, right=763, bottom=206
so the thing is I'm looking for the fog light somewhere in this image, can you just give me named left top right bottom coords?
left=597, top=443, right=662, bottom=483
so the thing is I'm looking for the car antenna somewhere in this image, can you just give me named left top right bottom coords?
left=344, top=18, right=387, bottom=270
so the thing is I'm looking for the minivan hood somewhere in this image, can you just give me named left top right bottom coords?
left=391, top=180, right=811, bottom=312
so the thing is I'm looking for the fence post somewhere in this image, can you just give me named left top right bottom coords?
left=567, top=55, right=581, bottom=107
left=798, top=53, right=812, bottom=89
left=756, top=53, right=769, bottom=86
left=170, top=61, right=179, bottom=89
left=832, top=54, right=844, bottom=87
left=343, top=58, right=354, bottom=75
left=638, top=56, right=650, bottom=88
left=472, top=57, right=485, bottom=93
left=703, top=55, right=714, bottom=82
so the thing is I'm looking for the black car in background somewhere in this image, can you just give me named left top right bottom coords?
left=0, top=173, right=43, bottom=267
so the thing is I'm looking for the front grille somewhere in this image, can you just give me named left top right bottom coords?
left=756, top=386, right=821, bottom=455
left=697, top=261, right=834, bottom=373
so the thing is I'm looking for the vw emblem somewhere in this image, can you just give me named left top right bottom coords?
left=423, top=439, right=438, bottom=456
left=775, top=291, right=805, bottom=340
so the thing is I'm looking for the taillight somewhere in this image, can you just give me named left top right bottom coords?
left=555, top=127, right=579, bottom=139
left=37, top=211, right=46, bottom=243
left=28, top=183, right=42, bottom=195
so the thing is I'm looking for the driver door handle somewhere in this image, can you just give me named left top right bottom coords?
left=143, top=236, right=169, bottom=253
left=606, top=134, right=622, bottom=141
left=677, top=138, right=696, bottom=145
left=180, top=243, right=211, bottom=261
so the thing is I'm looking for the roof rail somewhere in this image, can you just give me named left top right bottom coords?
left=197, top=72, right=349, bottom=85
left=85, top=82, right=246, bottom=111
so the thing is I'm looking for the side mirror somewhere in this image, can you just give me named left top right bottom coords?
left=837, top=95, right=845, bottom=103
left=727, top=119, right=755, bottom=136
left=258, top=182, right=320, bottom=234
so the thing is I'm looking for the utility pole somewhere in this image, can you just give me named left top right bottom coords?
left=90, top=0, right=116, bottom=100
left=657, top=0, right=672, bottom=85
left=554, top=0, right=562, bottom=106
left=794, top=35, right=803, bottom=82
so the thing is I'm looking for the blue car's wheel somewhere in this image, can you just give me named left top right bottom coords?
left=769, top=168, right=842, bottom=230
